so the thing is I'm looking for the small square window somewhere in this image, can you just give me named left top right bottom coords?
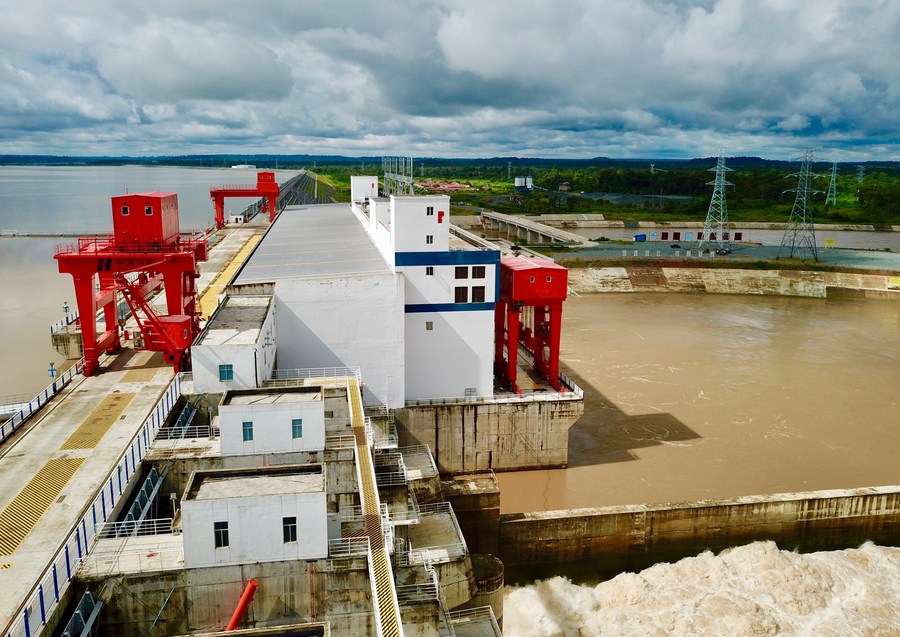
left=426, top=235, right=434, bottom=245
left=472, top=266, right=486, bottom=279
left=292, top=418, right=303, bottom=439
left=547, top=276, right=552, bottom=282
left=283, top=516, right=298, bottom=543
left=529, top=276, right=535, bottom=283
left=214, top=521, right=229, bottom=548
left=425, top=321, right=433, bottom=331
left=242, top=421, right=253, bottom=442
left=426, top=206, right=434, bottom=216
left=144, top=205, right=153, bottom=216
left=121, top=205, right=130, bottom=216
left=472, top=286, right=486, bottom=303
left=218, top=364, right=234, bottom=381
left=426, top=266, right=434, bottom=276
left=455, top=287, right=468, bottom=304
left=455, top=266, right=468, bottom=279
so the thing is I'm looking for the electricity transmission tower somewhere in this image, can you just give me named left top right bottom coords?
left=779, top=148, right=822, bottom=261
left=382, top=156, right=414, bottom=195
left=699, top=153, right=733, bottom=249
left=826, top=161, right=837, bottom=206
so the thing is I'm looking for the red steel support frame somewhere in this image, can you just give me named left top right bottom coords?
left=56, top=191, right=207, bottom=377
left=210, top=172, right=280, bottom=229
left=494, top=257, right=568, bottom=393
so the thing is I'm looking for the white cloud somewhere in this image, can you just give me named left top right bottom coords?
left=0, top=0, right=898, bottom=158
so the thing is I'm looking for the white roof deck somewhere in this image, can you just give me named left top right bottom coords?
left=234, top=203, right=391, bottom=284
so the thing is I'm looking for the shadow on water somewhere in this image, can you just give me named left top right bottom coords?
left=563, top=367, right=701, bottom=468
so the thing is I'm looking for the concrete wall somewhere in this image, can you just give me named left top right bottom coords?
left=350, top=176, right=379, bottom=203
left=396, top=397, right=584, bottom=473
left=219, top=395, right=326, bottom=455
left=404, top=309, right=494, bottom=400
left=182, top=489, right=328, bottom=567
left=498, top=485, right=900, bottom=581
left=391, top=195, right=451, bottom=255
left=567, top=266, right=900, bottom=300
left=79, top=557, right=373, bottom=636
left=192, top=342, right=259, bottom=393
left=273, top=273, right=406, bottom=407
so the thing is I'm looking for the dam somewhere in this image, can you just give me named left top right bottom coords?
left=0, top=168, right=898, bottom=636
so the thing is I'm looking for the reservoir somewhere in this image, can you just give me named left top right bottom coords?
left=497, top=292, right=900, bottom=513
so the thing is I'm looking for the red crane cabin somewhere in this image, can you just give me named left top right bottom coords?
left=112, top=192, right=181, bottom=247
left=494, top=256, right=568, bottom=392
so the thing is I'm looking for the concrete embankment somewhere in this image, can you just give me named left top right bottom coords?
left=567, top=266, right=900, bottom=300
left=498, top=485, right=900, bottom=582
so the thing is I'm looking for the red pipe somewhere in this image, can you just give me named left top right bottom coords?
left=226, top=579, right=259, bottom=631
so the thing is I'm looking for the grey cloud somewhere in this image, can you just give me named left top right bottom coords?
left=0, top=0, right=898, bottom=158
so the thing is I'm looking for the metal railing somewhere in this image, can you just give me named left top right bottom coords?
left=98, top=518, right=178, bottom=539
left=447, top=607, right=502, bottom=637
left=3, top=373, right=183, bottom=637
left=269, top=366, right=360, bottom=382
left=328, top=537, right=370, bottom=559
left=49, top=310, right=80, bottom=336
left=325, top=433, right=356, bottom=450
left=1, top=359, right=85, bottom=445
left=405, top=384, right=582, bottom=407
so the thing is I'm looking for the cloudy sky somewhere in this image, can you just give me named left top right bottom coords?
left=1, top=0, right=898, bottom=160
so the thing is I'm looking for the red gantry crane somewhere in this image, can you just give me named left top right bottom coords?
left=55, top=192, right=208, bottom=376
left=494, top=256, right=568, bottom=392
left=210, top=171, right=280, bottom=229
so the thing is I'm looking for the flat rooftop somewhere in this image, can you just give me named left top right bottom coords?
left=224, top=387, right=322, bottom=406
left=234, top=203, right=391, bottom=284
left=185, top=465, right=324, bottom=501
left=198, top=295, right=271, bottom=346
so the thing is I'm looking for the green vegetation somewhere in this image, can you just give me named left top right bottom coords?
left=311, top=158, right=900, bottom=227
left=3, top=153, right=897, bottom=226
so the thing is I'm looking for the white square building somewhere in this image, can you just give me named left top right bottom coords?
left=218, top=387, right=326, bottom=456
left=181, top=465, right=329, bottom=568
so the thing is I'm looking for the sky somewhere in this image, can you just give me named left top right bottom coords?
left=1, top=0, right=898, bottom=160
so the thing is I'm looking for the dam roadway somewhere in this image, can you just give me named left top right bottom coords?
left=0, top=222, right=264, bottom=637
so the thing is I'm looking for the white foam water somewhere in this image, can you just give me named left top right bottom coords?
left=503, top=541, right=900, bottom=636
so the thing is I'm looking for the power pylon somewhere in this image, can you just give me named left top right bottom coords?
left=699, top=153, right=733, bottom=249
left=826, top=161, right=837, bottom=206
left=779, top=148, right=822, bottom=261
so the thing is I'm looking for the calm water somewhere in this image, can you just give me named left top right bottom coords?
left=498, top=293, right=900, bottom=512
left=0, top=165, right=298, bottom=233
left=0, top=165, right=298, bottom=398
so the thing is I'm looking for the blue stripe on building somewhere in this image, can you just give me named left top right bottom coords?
left=405, top=302, right=495, bottom=313
left=395, top=251, right=500, bottom=267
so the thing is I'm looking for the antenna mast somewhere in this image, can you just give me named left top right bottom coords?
left=779, top=148, right=822, bottom=261
left=698, top=153, right=733, bottom=249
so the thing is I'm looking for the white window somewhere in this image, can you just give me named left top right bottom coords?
left=144, top=205, right=153, bottom=216
left=426, top=206, right=434, bottom=216
left=426, top=235, right=434, bottom=245
left=425, top=321, right=433, bottom=331
left=121, top=205, right=130, bottom=216
left=426, top=266, right=434, bottom=276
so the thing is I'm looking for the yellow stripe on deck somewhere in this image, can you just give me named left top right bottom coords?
left=60, top=393, right=136, bottom=450
left=199, top=234, right=262, bottom=318
left=0, top=458, right=85, bottom=555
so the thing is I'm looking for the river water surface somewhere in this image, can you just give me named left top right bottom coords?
left=498, top=293, right=900, bottom=512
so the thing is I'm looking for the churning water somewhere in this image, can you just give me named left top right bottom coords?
left=504, top=541, right=900, bottom=636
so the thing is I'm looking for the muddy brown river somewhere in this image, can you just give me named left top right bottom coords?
left=497, top=293, right=900, bottom=513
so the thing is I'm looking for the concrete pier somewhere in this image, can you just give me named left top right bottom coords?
left=498, top=485, right=900, bottom=582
